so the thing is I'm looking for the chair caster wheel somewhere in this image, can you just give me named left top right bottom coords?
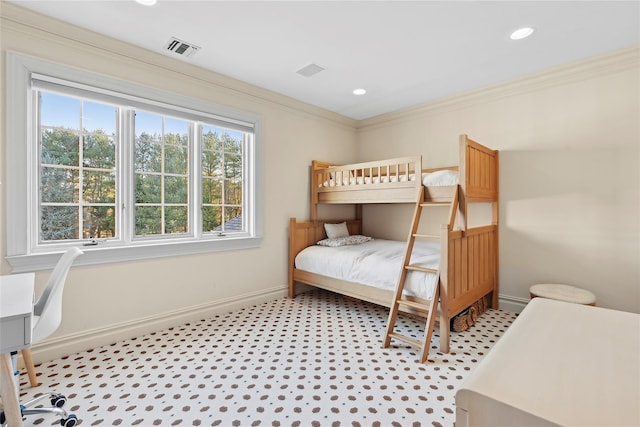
left=61, top=414, right=78, bottom=427
left=51, top=394, right=67, bottom=408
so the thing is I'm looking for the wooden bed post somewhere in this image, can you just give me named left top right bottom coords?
left=458, top=135, right=469, bottom=231
left=492, top=150, right=500, bottom=309
left=439, top=223, right=450, bottom=353
left=310, top=163, right=319, bottom=221
left=288, top=217, right=297, bottom=298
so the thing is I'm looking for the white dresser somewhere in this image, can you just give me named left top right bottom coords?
left=456, top=297, right=640, bottom=427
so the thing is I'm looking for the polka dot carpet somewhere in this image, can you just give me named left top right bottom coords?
left=18, top=289, right=517, bottom=426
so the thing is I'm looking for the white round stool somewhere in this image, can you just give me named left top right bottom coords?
left=529, top=283, right=596, bottom=306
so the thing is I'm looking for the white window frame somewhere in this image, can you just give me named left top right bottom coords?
left=6, top=52, right=263, bottom=272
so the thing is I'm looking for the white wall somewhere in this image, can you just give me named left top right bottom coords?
left=0, top=4, right=358, bottom=362
left=356, top=47, right=640, bottom=313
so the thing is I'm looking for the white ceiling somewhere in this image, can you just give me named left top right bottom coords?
left=7, top=1, right=640, bottom=120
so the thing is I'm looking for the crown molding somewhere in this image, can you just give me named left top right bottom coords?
left=357, top=45, right=640, bottom=131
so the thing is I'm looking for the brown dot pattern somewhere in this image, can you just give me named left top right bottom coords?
left=19, top=289, right=517, bottom=426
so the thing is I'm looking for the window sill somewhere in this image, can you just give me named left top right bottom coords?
left=6, top=236, right=263, bottom=272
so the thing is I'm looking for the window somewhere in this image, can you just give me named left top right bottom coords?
left=39, top=93, right=118, bottom=242
left=6, top=53, right=262, bottom=271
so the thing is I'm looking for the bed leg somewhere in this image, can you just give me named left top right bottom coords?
left=288, top=279, right=296, bottom=298
left=440, top=310, right=450, bottom=354
left=491, top=290, right=499, bottom=309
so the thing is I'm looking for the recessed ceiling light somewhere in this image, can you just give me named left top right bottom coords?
left=135, top=0, right=157, bottom=5
left=510, top=27, right=535, bottom=40
left=353, top=88, right=367, bottom=96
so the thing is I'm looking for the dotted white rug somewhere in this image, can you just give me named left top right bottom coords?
left=19, top=289, right=517, bottom=426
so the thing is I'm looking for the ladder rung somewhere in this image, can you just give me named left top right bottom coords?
left=413, top=233, right=439, bottom=239
left=420, top=202, right=450, bottom=207
left=396, top=299, right=431, bottom=311
left=388, top=332, right=421, bottom=349
left=405, top=265, right=438, bottom=274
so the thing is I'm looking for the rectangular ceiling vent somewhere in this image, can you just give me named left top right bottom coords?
left=296, top=63, right=325, bottom=78
left=165, top=37, right=200, bottom=58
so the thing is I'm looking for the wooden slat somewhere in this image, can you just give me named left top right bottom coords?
left=388, top=332, right=422, bottom=349
left=405, top=265, right=438, bottom=274
left=396, top=299, right=431, bottom=311
left=461, top=236, right=469, bottom=294
left=454, top=238, right=462, bottom=299
left=413, top=233, right=439, bottom=239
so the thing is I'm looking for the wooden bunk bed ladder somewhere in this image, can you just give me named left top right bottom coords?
left=383, top=186, right=459, bottom=363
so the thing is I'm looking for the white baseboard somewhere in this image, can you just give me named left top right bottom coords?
left=498, top=294, right=530, bottom=314
left=28, top=285, right=288, bottom=364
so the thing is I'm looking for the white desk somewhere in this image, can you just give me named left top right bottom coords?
left=0, top=273, right=34, bottom=427
left=456, top=298, right=640, bottom=426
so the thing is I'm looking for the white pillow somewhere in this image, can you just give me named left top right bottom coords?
left=324, top=221, right=349, bottom=239
left=422, top=170, right=459, bottom=186
left=317, top=235, right=373, bottom=247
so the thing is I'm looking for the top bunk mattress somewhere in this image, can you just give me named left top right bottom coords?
left=294, top=238, right=440, bottom=300
left=319, top=169, right=459, bottom=188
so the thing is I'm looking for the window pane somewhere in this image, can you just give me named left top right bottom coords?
left=223, top=130, right=243, bottom=153
left=40, top=92, right=79, bottom=129
left=203, top=206, right=222, bottom=232
left=135, top=111, right=162, bottom=142
left=83, top=206, right=115, bottom=239
left=135, top=206, right=161, bottom=236
left=83, top=101, right=116, bottom=135
left=83, top=170, right=116, bottom=203
left=38, top=92, right=119, bottom=244
left=202, top=177, right=221, bottom=204
left=224, top=179, right=242, bottom=205
left=135, top=174, right=161, bottom=203
left=202, top=128, right=220, bottom=151
left=41, top=206, right=79, bottom=241
left=164, top=118, right=188, bottom=145
left=135, top=111, right=162, bottom=173
left=134, top=112, right=191, bottom=237
left=223, top=207, right=243, bottom=231
left=202, top=150, right=222, bottom=178
left=135, top=138, right=162, bottom=173
left=41, top=129, right=80, bottom=166
left=165, top=206, right=188, bottom=234
left=165, top=145, right=188, bottom=174
left=84, top=132, right=116, bottom=169
left=164, top=176, right=188, bottom=204
left=201, top=123, right=246, bottom=235
left=224, top=154, right=242, bottom=179
left=41, top=167, right=79, bottom=203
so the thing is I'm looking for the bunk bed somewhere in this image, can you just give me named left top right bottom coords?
left=288, top=135, right=499, bottom=354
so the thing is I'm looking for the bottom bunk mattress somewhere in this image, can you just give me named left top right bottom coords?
left=294, top=238, right=439, bottom=300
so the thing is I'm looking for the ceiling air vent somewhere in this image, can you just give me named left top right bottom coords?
left=296, top=63, right=325, bottom=78
left=165, top=37, right=200, bottom=58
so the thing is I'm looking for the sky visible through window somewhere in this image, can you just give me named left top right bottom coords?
left=40, top=91, right=243, bottom=140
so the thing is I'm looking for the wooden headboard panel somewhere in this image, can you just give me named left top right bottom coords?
left=288, top=218, right=362, bottom=260
left=460, top=135, right=499, bottom=203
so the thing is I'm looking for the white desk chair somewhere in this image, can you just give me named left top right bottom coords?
left=14, top=248, right=83, bottom=427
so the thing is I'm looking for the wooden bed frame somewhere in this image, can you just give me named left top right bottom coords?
left=289, top=135, right=499, bottom=353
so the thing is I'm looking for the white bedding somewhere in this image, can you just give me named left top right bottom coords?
left=294, top=239, right=440, bottom=300
left=321, top=170, right=458, bottom=187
